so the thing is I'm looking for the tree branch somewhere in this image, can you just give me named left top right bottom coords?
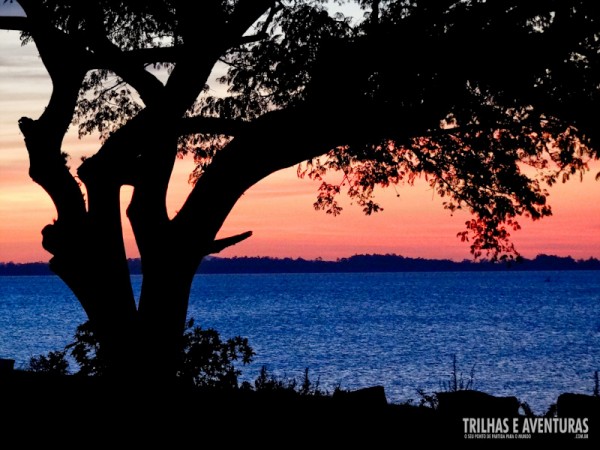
left=171, top=99, right=441, bottom=263
left=125, top=39, right=227, bottom=256
left=175, top=0, right=225, bottom=44
left=128, top=2, right=278, bottom=320
left=239, top=32, right=269, bottom=45
left=18, top=117, right=86, bottom=227
left=17, top=0, right=136, bottom=328
left=125, top=129, right=177, bottom=258
left=208, top=231, right=253, bottom=254
left=0, top=16, right=28, bottom=31
left=15, top=1, right=88, bottom=229
left=258, top=2, right=282, bottom=36
left=228, top=0, right=276, bottom=38
left=78, top=5, right=165, bottom=107
left=116, top=33, right=268, bottom=66
left=120, top=46, right=181, bottom=64
left=178, top=116, right=249, bottom=137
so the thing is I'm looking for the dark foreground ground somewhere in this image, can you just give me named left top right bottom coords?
left=1, top=371, right=598, bottom=447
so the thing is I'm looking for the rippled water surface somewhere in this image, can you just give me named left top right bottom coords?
left=1, top=271, right=598, bottom=413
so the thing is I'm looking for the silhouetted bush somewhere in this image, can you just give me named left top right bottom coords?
left=27, top=350, right=69, bottom=375
left=415, top=388, right=439, bottom=409
left=415, top=354, right=476, bottom=409
left=178, top=318, right=254, bottom=388
left=441, top=354, right=475, bottom=392
left=252, top=365, right=325, bottom=396
left=66, top=321, right=106, bottom=376
left=28, top=318, right=255, bottom=388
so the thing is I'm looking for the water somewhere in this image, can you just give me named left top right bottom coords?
left=1, top=271, right=599, bottom=414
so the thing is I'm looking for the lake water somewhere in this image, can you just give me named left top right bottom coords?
left=1, top=271, right=599, bottom=414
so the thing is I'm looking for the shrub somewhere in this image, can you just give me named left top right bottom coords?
left=415, top=354, right=476, bottom=409
left=27, top=318, right=255, bottom=389
left=178, top=318, right=255, bottom=388
left=253, top=365, right=325, bottom=396
left=27, top=350, right=69, bottom=375
left=441, top=354, right=475, bottom=392
left=65, top=321, right=107, bottom=376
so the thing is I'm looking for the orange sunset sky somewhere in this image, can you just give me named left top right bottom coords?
left=1, top=24, right=600, bottom=264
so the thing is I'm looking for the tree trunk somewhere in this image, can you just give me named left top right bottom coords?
left=136, top=254, right=199, bottom=382
left=49, top=231, right=139, bottom=377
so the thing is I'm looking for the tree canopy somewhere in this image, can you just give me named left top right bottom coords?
left=3, top=1, right=598, bottom=258
left=1, top=0, right=598, bottom=375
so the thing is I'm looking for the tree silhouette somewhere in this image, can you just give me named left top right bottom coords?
left=1, top=0, right=598, bottom=380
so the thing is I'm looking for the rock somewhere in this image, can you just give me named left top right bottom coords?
left=436, top=390, right=520, bottom=417
left=557, top=393, right=600, bottom=418
left=0, top=358, right=15, bottom=377
left=333, top=385, right=388, bottom=408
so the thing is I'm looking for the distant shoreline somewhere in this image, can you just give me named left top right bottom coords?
left=1, top=254, right=599, bottom=276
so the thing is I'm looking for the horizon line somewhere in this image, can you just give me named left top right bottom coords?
left=2, top=252, right=600, bottom=266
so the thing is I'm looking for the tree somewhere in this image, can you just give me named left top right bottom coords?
left=1, top=0, right=598, bottom=380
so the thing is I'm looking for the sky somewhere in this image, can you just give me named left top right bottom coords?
left=1, top=7, right=599, bottom=263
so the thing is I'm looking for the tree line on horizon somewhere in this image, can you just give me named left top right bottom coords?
left=1, top=253, right=599, bottom=276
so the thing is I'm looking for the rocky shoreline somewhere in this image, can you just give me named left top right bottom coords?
left=1, top=369, right=597, bottom=445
